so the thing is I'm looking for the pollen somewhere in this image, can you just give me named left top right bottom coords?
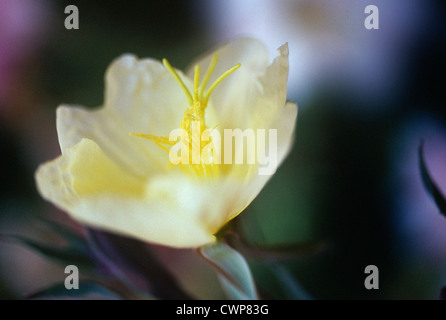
left=131, top=54, right=241, bottom=177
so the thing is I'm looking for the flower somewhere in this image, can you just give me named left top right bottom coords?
left=35, top=38, right=297, bottom=248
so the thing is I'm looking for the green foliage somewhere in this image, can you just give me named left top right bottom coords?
left=199, top=242, right=258, bottom=300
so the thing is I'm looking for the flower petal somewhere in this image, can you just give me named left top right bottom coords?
left=57, top=55, right=195, bottom=178
left=35, top=149, right=77, bottom=213
left=68, top=138, right=145, bottom=197
left=247, top=42, right=290, bottom=129
left=71, top=194, right=217, bottom=248
left=187, top=38, right=271, bottom=129
left=104, top=54, right=192, bottom=135
left=187, top=38, right=289, bottom=130
left=37, top=139, right=230, bottom=247
left=35, top=138, right=146, bottom=209
left=224, top=101, right=298, bottom=222
left=272, top=101, right=298, bottom=166
left=56, top=106, right=168, bottom=178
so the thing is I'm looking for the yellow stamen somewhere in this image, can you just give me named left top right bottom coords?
left=199, top=54, right=219, bottom=99
left=193, top=65, right=200, bottom=103
left=130, top=132, right=177, bottom=145
left=162, top=58, right=193, bottom=106
left=203, top=63, right=241, bottom=103
left=131, top=54, right=241, bottom=178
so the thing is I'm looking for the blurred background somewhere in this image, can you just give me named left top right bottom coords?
left=0, top=0, right=446, bottom=299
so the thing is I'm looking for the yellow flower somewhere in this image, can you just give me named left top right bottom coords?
left=35, top=38, right=297, bottom=248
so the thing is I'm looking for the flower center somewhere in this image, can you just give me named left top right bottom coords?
left=131, top=54, right=241, bottom=177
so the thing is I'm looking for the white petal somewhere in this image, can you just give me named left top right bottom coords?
left=35, top=152, right=77, bottom=213
left=56, top=55, right=196, bottom=177
left=71, top=194, right=217, bottom=248
left=187, top=39, right=290, bottom=131
left=51, top=171, right=251, bottom=248
left=273, top=101, right=298, bottom=165
left=36, top=139, right=227, bottom=247
left=103, top=54, right=192, bottom=136
left=35, top=138, right=147, bottom=211
left=247, top=42, right=290, bottom=129
left=187, top=38, right=271, bottom=129
left=224, top=101, right=298, bottom=221
left=56, top=106, right=172, bottom=178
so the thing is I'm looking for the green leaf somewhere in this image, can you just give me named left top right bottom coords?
left=418, top=141, right=446, bottom=216
left=199, top=241, right=258, bottom=300
left=0, top=235, right=93, bottom=269
left=27, top=281, right=122, bottom=300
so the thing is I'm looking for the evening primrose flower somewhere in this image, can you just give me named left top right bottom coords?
left=35, top=38, right=297, bottom=248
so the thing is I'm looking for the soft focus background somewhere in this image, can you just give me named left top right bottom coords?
left=1, top=0, right=446, bottom=299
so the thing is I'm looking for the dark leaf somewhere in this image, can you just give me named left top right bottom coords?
left=86, top=229, right=192, bottom=299
left=0, top=235, right=94, bottom=269
left=418, top=141, right=446, bottom=216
